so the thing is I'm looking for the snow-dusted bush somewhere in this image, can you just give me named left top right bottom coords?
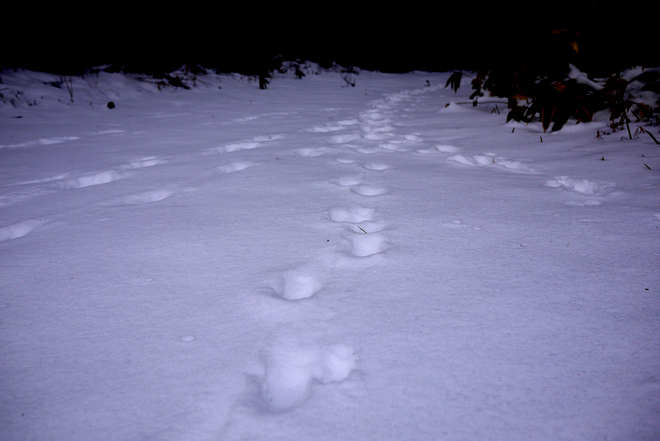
left=444, top=28, right=659, bottom=135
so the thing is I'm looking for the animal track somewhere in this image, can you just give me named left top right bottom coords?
left=246, top=87, right=437, bottom=414
left=361, top=132, right=392, bottom=141
left=252, top=135, right=284, bottom=142
left=0, top=136, right=80, bottom=149
left=361, top=163, right=390, bottom=171
left=354, top=147, right=381, bottom=154
left=59, top=170, right=125, bottom=189
left=447, top=154, right=536, bottom=173
left=327, top=134, right=361, bottom=145
left=101, top=189, right=174, bottom=206
left=302, top=119, right=359, bottom=133
left=441, top=219, right=481, bottom=230
left=259, top=340, right=356, bottom=412
left=272, top=269, right=324, bottom=300
left=545, top=176, right=615, bottom=196
left=345, top=232, right=387, bottom=257
left=566, top=200, right=602, bottom=207
left=0, top=218, right=47, bottom=243
left=416, top=144, right=461, bottom=154
left=216, top=161, right=258, bottom=173
left=120, top=156, right=164, bottom=169
left=345, top=221, right=386, bottom=234
left=223, top=141, right=263, bottom=153
left=328, top=207, right=375, bottom=223
left=330, top=175, right=363, bottom=187
left=209, top=134, right=284, bottom=154
left=294, top=147, right=331, bottom=157
left=351, top=185, right=388, bottom=197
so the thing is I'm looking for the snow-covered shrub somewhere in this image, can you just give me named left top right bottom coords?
left=445, top=29, right=659, bottom=134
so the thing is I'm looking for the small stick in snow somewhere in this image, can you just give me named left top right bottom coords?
left=357, top=225, right=368, bottom=234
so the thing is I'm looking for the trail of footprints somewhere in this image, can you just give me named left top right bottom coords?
left=244, top=100, right=404, bottom=413
left=3, top=85, right=624, bottom=415
left=0, top=153, right=174, bottom=242
left=239, top=86, right=624, bottom=413
left=247, top=92, right=446, bottom=413
left=255, top=170, right=390, bottom=412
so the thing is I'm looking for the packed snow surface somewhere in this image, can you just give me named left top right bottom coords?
left=1, top=66, right=659, bottom=440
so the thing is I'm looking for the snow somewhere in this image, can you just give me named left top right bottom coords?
left=568, top=64, right=603, bottom=91
left=1, top=65, right=659, bottom=440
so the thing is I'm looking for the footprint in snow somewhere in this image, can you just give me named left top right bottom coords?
left=0, top=218, right=48, bottom=243
left=222, top=141, right=263, bottom=153
left=252, top=134, right=284, bottom=142
left=232, top=116, right=260, bottom=122
left=294, top=147, right=331, bottom=157
left=259, top=339, right=357, bottom=412
left=361, top=133, right=392, bottom=141
left=327, top=134, right=361, bottom=145
left=565, top=200, right=603, bottom=207
left=545, top=176, right=615, bottom=196
left=344, top=232, right=387, bottom=257
left=271, top=269, right=324, bottom=300
left=216, top=161, right=258, bottom=174
left=354, top=147, right=382, bottom=155
left=303, top=125, right=347, bottom=133
left=448, top=154, right=536, bottom=173
left=360, top=110, right=390, bottom=121
left=402, top=134, right=424, bottom=143
left=416, top=144, right=461, bottom=154
left=120, top=156, right=163, bottom=170
left=211, top=134, right=284, bottom=154
left=360, top=123, right=394, bottom=133
left=351, top=185, right=388, bottom=197
left=302, top=119, right=359, bottom=133
left=328, top=206, right=375, bottom=223
left=0, top=136, right=80, bottom=149
left=361, top=163, right=390, bottom=171
left=345, top=221, right=386, bottom=234
left=6, top=172, right=72, bottom=186
left=100, top=189, right=174, bottom=206
left=330, top=175, right=363, bottom=187
left=58, top=170, right=125, bottom=189
left=378, top=142, right=407, bottom=152
left=441, top=219, right=482, bottom=230
left=94, top=129, right=125, bottom=135
left=52, top=157, right=162, bottom=191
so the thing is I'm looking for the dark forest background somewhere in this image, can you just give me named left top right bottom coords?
left=2, top=1, right=657, bottom=76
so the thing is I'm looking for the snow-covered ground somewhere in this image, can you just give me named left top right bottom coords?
left=1, top=65, right=659, bottom=440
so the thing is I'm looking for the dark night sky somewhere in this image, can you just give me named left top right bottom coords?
left=3, top=2, right=657, bottom=75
